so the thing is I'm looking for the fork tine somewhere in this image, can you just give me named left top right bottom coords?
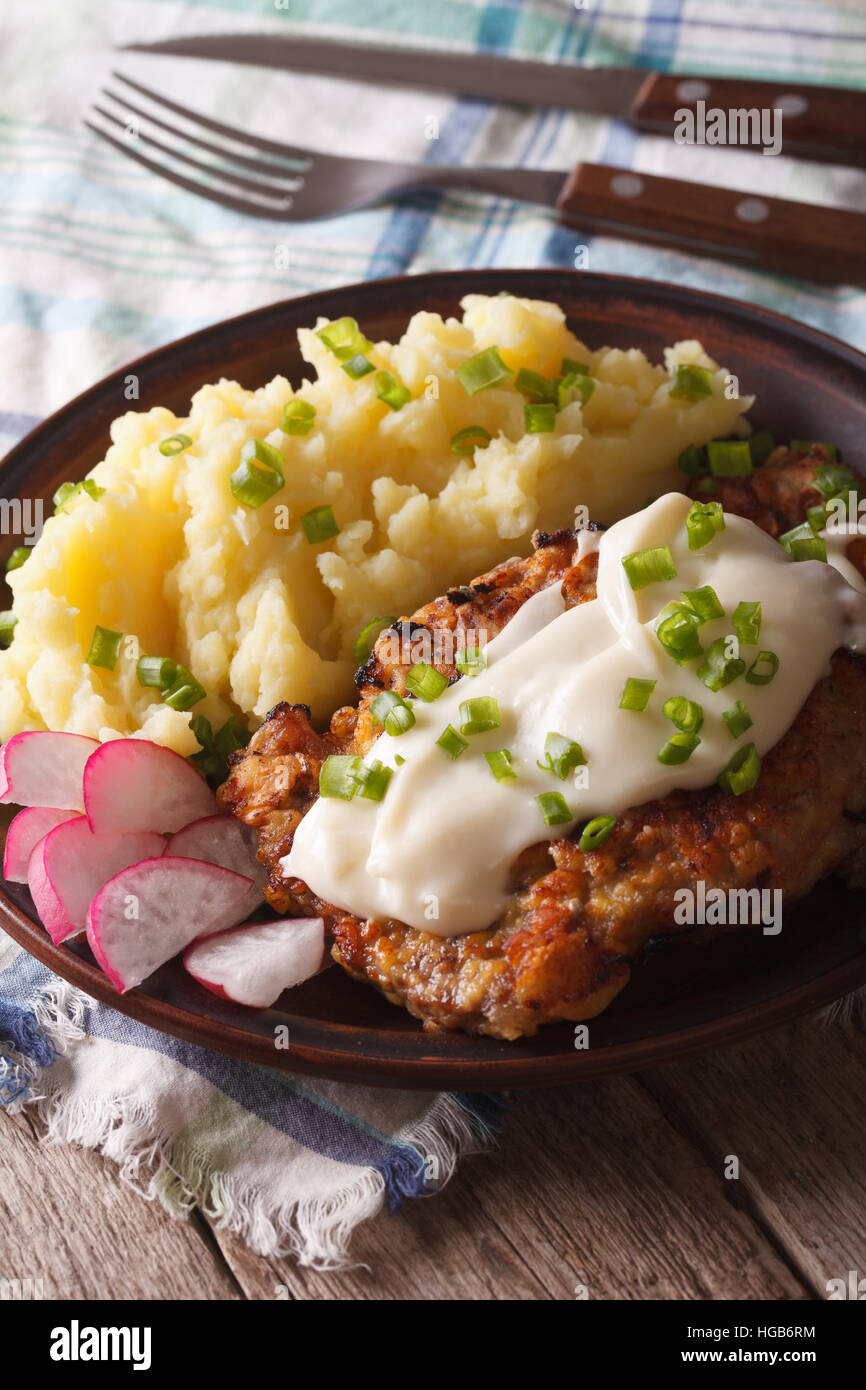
left=102, top=87, right=307, bottom=182
left=111, top=71, right=317, bottom=164
left=91, top=104, right=300, bottom=203
left=84, top=119, right=293, bottom=219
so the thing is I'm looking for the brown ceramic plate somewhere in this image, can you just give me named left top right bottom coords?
left=2, top=269, right=866, bottom=1090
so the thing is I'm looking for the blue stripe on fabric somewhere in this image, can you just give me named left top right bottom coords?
left=0, top=999, right=55, bottom=1068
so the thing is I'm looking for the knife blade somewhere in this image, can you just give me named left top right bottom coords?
left=120, top=33, right=866, bottom=167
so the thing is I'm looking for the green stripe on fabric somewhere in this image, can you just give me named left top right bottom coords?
left=167, top=1090, right=266, bottom=1174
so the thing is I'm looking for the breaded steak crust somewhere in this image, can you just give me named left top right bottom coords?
left=219, top=449, right=866, bottom=1038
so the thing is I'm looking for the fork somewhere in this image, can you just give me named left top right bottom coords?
left=86, top=74, right=866, bottom=285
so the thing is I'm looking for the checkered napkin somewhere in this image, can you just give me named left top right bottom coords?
left=1, top=0, right=864, bottom=1263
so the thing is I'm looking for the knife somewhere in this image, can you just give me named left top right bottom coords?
left=121, top=33, right=866, bottom=169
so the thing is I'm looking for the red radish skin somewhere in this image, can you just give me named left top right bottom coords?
left=3, top=807, right=79, bottom=883
left=183, top=917, right=327, bottom=1008
left=86, top=857, right=255, bottom=993
left=0, top=731, right=99, bottom=810
left=84, top=738, right=218, bottom=835
left=28, top=819, right=166, bottom=944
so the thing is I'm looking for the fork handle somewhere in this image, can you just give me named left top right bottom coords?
left=556, top=163, right=866, bottom=286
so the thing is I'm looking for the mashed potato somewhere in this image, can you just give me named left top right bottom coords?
left=0, top=293, right=751, bottom=752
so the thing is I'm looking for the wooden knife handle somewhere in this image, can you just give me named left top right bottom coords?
left=630, top=72, right=866, bottom=169
left=555, top=163, right=866, bottom=286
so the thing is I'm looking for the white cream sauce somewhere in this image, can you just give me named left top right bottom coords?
left=285, top=493, right=866, bottom=936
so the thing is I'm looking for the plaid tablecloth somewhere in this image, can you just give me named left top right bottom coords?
left=1, top=0, right=864, bottom=1266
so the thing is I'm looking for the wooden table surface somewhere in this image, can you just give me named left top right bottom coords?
left=2, top=1006, right=863, bottom=1300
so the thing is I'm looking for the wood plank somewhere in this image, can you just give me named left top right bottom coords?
left=638, top=1014, right=866, bottom=1298
left=0, top=1108, right=241, bottom=1301
left=204, top=1073, right=806, bottom=1300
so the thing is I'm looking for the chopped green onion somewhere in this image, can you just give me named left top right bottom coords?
left=370, top=690, right=416, bottom=736
left=655, top=603, right=704, bottom=663
left=357, top=759, right=393, bottom=802
left=748, top=430, right=776, bottom=467
left=697, top=638, right=746, bottom=691
left=459, top=696, right=501, bottom=736
left=686, top=499, right=725, bottom=551
left=791, top=439, right=838, bottom=460
left=678, top=444, right=705, bottom=477
left=717, top=742, right=762, bottom=796
left=484, top=749, right=517, bottom=782
left=695, top=477, right=718, bottom=495
left=319, top=754, right=362, bottom=800
left=214, top=716, right=249, bottom=760
left=657, top=731, right=701, bottom=765
left=722, top=700, right=753, bottom=739
left=619, top=677, right=656, bottom=712
left=301, top=505, right=339, bottom=544
left=53, top=479, right=105, bottom=512
left=455, top=346, right=511, bottom=395
left=811, top=463, right=858, bottom=500
left=682, top=585, right=724, bottom=623
left=524, top=402, right=556, bottom=434
left=342, top=353, right=375, bottom=380
left=537, top=732, right=586, bottom=780
left=515, top=368, right=555, bottom=403
left=190, top=714, right=212, bottom=751
left=136, top=655, right=177, bottom=690
left=561, top=357, right=589, bottom=376
left=536, top=792, right=573, bottom=827
left=806, top=502, right=828, bottom=532
left=0, top=612, right=17, bottom=647
left=159, top=433, right=192, bottom=456
left=558, top=373, right=594, bottom=408
left=281, top=400, right=316, bottom=435
left=394, top=754, right=405, bottom=766
left=406, top=661, right=449, bottom=702
left=436, top=725, right=469, bottom=760
left=353, top=615, right=395, bottom=666
left=316, top=316, right=372, bottom=361
left=662, top=697, right=704, bottom=735
left=670, top=364, right=714, bottom=400
left=375, top=370, right=411, bottom=411
left=456, top=647, right=486, bottom=678
left=5, top=547, right=30, bottom=572
left=86, top=625, right=122, bottom=671
left=230, top=438, right=285, bottom=509
left=163, top=664, right=206, bottom=711
left=779, top=524, right=827, bottom=563
left=732, top=600, right=762, bottom=646
left=622, top=545, right=677, bottom=591
left=707, top=440, right=752, bottom=477
left=450, top=425, right=492, bottom=455
left=578, top=815, right=616, bottom=851
left=745, top=650, right=779, bottom=686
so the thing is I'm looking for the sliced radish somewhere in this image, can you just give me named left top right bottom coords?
left=84, top=738, right=218, bottom=835
left=167, top=815, right=266, bottom=894
left=184, top=917, right=326, bottom=1007
left=28, top=818, right=166, bottom=944
left=86, top=857, right=255, bottom=993
left=3, top=807, right=80, bottom=883
left=0, top=731, right=99, bottom=810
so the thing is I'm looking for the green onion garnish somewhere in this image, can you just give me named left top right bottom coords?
left=5, top=547, right=30, bottom=572
left=707, top=440, right=752, bottom=477
left=316, top=316, right=372, bottom=361
left=515, top=368, right=554, bottom=403
left=657, top=732, right=700, bottom=765
left=619, top=677, right=656, bottom=712
left=450, top=425, right=492, bottom=456
left=436, top=725, right=469, bottom=760
left=281, top=400, right=316, bottom=436
left=370, top=690, right=416, bottom=736
left=319, top=754, right=362, bottom=800
left=678, top=444, right=705, bottom=476
left=524, top=402, right=556, bottom=434
left=230, top=438, right=285, bottom=509
left=806, top=502, right=828, bottom=532
left=562, top=374, right=594, bottom=408
left=662, top=697, right=704, bottom=735
left=779, top=524, right=827, bottom=563
left=375, top=370, right=411, bottom=411
left=622, top=545, right=677, bottom=591
left=536, top=792, right=573, bottom=827
left=191, top=714, right=212, bottom=751
left=811, top=463, right=858, bottom=500
left=485, top=749, right=517, bottom=782
left=537, top=732, right=586, bottom=780
left=353, top=615, right=395, bottom=666
left=394, top=754, right=405, bottom=766
left=357, top=759, right=393, bottom=802
left=0, top=612, right=17, bottom=647
left=722, top=700, right=752, bottom=739
left=686, top=499, right=725, bottom=551
left=745, top=650, right=779, bottom=685
left=163, top=664, right=206, bottom=711
left=86, top=625, right=122, bottom=671
left=695, top=478, right=718, bottom=495
left=791, top=439, right=838, bottom=460
left=159, top=433, right=193, bottom=456
left=732, top=600, right=761, bottom=646
left=136, top=655, right=177, bottom=690
left=748, top=430, right=775, bottom=467
left=682, top=585, right=724, bottom=623
left=655, top=603, right=704, bottom=663
left=53, top=479, right=105, bottom=512
left=717, top=742, right=761, bottom=796
left=670, top=364, right=714, bottom=400
left=578, top=815, right=616, bottom=851
left=342, top=353, right=375, bottom=380
left=406, top=661, right=449, bottom=703
left=214, top=716, right=249, bottom=761
left=455, top=346, right=511, bottom=395
left=301, top=505, right=339, bottom=544
left=456, top=647, right=486, bottom=678
left=561, top=357, right=589, bottom=376
left=697, top=638, right=746, bottom=691
left=458, top=696, right=501, bottom=736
